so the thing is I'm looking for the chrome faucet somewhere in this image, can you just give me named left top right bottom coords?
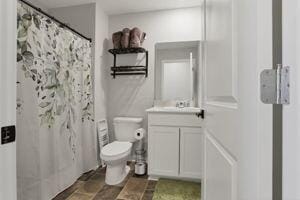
left=176, top=101, right=190, bottom=108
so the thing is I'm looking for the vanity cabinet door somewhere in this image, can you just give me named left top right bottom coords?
left=148, top=126, right=180, bottom=177
left=179, top=127, right=203, bottom=179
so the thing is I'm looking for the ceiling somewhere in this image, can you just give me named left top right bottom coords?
left=33, top=0, right=203, bottom=15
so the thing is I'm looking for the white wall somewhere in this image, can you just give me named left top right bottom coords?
left=0, top=0, right=17, bottom=199
left=49, top=4, right=95, bottom=40
left=27, top=0, right=48, bottom=11
left=93, top=2, right=109, bottom=163
left=94, top=2, right=109, bottom=122
left=107, top=7, right=202, bottom=140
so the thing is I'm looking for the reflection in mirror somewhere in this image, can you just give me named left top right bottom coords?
left=155, top=41, right=201, bottom=106
left=161, top=59, right=195, bottom=101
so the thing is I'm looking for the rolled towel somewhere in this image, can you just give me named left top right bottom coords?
left=112, top=31, right=123, bottom=49
left=121, top=28, right=131, bottom=48
left=130, top=27, right=146, bottom=48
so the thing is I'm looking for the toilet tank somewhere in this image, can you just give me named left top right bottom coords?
left=113, top=117, right=143, bottom=142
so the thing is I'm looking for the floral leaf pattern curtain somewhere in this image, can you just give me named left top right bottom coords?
left=16, top=3, right=96, bottom=200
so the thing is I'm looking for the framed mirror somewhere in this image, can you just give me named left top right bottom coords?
left=154, top=41, right=200, bottom=106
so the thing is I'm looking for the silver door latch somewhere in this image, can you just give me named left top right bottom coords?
left=260, top=64, right=290, bottom=105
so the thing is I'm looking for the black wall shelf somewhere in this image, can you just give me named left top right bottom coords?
left=108, top=48, right=148, bottom=78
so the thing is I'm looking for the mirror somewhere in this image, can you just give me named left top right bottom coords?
left=155, top=41, right=200, bottom=105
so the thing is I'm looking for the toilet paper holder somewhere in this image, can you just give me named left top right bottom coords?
left=134, top=128, right=147, bottom=175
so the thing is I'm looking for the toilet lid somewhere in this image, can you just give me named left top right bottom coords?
left=101, top=141, right=132, bottom=157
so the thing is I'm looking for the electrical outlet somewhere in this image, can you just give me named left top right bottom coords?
left=1, top=126, right=16, bottom=145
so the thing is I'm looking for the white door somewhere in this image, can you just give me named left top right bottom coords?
left=0, top=0, right=17, bottom=199
left=203, top=0, right=273, bottom=199
left=282, top=0, right=300, bottom=199
left=180, top=127, right=203, bottom=179
left=148, top=126, right=180, bottom=177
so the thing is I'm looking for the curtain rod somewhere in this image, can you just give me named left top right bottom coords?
left=18, top=0, right=92, bottom=42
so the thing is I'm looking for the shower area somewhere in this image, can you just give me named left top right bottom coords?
left=16, top=1, right=97, bottom=199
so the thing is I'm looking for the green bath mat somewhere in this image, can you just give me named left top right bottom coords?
left=153, top=179, right=201, bottom=200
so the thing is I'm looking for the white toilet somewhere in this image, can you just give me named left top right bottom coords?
left=100, top=117, right=143, bottom=185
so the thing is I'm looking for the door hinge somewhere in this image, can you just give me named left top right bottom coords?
left=260, top=64, right=290, bottom=105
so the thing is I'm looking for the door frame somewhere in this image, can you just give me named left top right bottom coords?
left=282, top=0, right=300, bottom=199
left=273, top=0, right=283, bottom=199
left=0, top=0, right=17, bottom=199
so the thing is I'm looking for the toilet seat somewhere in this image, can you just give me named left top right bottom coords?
left=101, top=141, right=132, bottom=161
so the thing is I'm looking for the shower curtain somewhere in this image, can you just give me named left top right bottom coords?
left=16, top=2, right=96, bottom=200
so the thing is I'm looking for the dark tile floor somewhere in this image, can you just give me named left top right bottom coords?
left=53, top=162, right=157, bottom=200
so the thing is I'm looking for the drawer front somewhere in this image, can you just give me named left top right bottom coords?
left=148, top=113, right=203, bottom=127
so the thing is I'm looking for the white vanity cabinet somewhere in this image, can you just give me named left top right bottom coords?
left=147, top=108, right=204, bottom=180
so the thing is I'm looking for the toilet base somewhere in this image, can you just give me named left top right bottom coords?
left=105, top=163, right=130, bottom=185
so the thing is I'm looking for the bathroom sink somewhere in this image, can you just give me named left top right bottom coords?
left=146, top=106, right=202, bottom=114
